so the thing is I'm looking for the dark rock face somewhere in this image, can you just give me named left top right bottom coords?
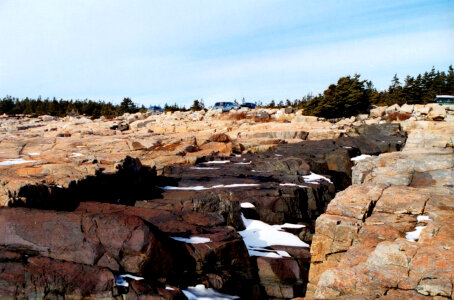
left=0, top=124, right=407, bottom=299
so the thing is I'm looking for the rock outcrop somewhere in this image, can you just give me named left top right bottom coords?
left=307, top=120, right=454, bottom=299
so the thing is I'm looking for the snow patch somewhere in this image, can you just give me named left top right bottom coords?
left=303, top=172, right=332, bottom=184
left=240, top=202, right=255, bottom=208
left=71, top=153, right=84, bottom=157
left=406, top=226, right=426, bottom=242
left=351, top=154, right=372, bottom=161
left=170, top=236, right=211, bottom=244
left=234, top=161, right=251, bottom=165
left=417, top=215, right=431, bottom=222
left=161, top=184, right=259, bottom=191
left=275, top=223, right=306, bottom=229
left=28, top=153, right=40, bottom=156
left=165, top=286, right=175, bottom=291
left=239, top=214, right=309, bottom=258
left=203, top=160, right=230, bottom=164
left=275, top=154, right=283, bottom=157
left=183, top=284, right=239, bottom=300
left=0, top=158, right=34, bottom=166
left=115, top=274, right=144, bottom=287
left=280, top=183, right=308, bottom=188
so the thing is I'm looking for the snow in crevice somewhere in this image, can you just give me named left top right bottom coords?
left=417, top=215, right=431, bottom=222
left=160, top=184, right=260, bottom=191
left=406, top=226, right=426, bottom=242
left=351, top=154, right=372, bottom=161
left=302, top=172, right=332, bottom=184
left=70, top=152, right=84, bottom=157
left=234, top=161, right=251, bottom=165
left=115, top=274, right=144, bottom=287
left=240, top=202, right=255, bottom=208
left=182, top=284, right=239, bottom=300
left=239, top=214, right=309, bottom=258
left=203, top=160, right=230, bottom=164
left=280, top=183, right=308, bottom=188
left=406, top=215, right=432, bottom=242
left=0, top=158, right=34, bottom=166
left=170, top=236, right=211, bottom=244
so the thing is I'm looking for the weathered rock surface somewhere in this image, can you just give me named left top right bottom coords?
left=307, top=120, right=454, bottom=299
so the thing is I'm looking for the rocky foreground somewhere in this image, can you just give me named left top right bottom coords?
left=0, top=103, right=452, bottom=299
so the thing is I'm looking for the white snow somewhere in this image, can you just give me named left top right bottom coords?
left=240, top=202, right=255, bottom=208
left=234, top=161, right=251, bottom=165
left=203, top=160, right=230, bottom=164
left=212, top=184, right=259, bottom=188
left=275, top=154, right=283, bottom=157
left=239, top=214, right=309, bottom=258
left=170, top=236, right=211, bottom=244
left=274, top=223, right=306, bottom=229
left=343, top=146, right=352, bottom=149
left=0, top=158, right=34, bottom=166
left=280, top=183, right=308, bottom=188
left=161, top=184, right=259, bottom=191
left=351, top=154, right=372, bottom=161
left=76, top=145, right=87, bottom=148
left=235, top=154, right=241, bottom=157
left=406, top=226, right=426, bottom=242
left=302, top=172, right=333, bottom=184
left=28, top=152, right=40, bottom=156
left=417, top=215, right=431, bottom=222
left=115, top=274, right=144, bottom=287
left=182, top=284, right=239, bottom=300
left=165, top=286, right=175, bottom=291
left=191, top=167, right=220, bottom=170
left=70, top=152, right=84, bottom=157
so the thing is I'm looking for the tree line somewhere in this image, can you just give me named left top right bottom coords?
left=273, top=66, right=454, bottom=118
left=0, top=97, right=145, bottom=118
left=1, top=66, right=452, bottom=119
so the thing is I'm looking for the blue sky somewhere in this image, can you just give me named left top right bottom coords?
left=0, top=0, right=453, bottom=107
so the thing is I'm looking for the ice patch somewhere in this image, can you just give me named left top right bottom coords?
left=28, top=153, right=40, bottom=156
left=240, top=202, right=255, bottom=208
left=0, top=158, right=34, bottom=166
left=161, top=184, right=259, bottom=191
left=234, top=161, right=251, bottom=165
left=239, top=214, right=309, bottom=258
left=170, top=236, right=211, bottom=244
left=115, top=274, right=144, bottom=287
left=302, top=172, right=332, bottom=184
left=280, top=183, right=308, bottom=188
left=406, top=226, right=426, bottom=242
left=351, top=154, right=372, bottom=161
left=183, top=284, right=239, bottom=300
left=71, top=153, right=84, bottom=157
left=204, top=160, right=230, bottom=164
left=417, top=215, right=431, bottom=222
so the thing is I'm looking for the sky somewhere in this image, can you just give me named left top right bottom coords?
left=0, top=0, right=453, bottom=107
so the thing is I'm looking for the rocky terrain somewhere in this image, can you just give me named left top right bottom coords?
left=0, top=103, right=452, bottom=299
